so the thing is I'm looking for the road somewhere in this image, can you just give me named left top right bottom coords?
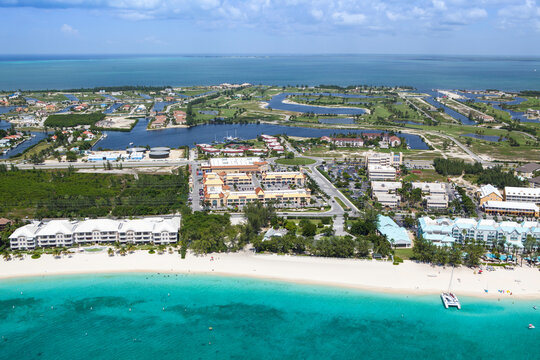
left=190, top=162, right=202, bottom=211
left=10, top=159, right=190, bottom=170
left=281, top=139, right=360, bottom=216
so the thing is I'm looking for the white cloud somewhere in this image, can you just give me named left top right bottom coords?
left=332, top=11, right=366, bottom=25
left=60, top=23, right=78, bottom=36
left=311, top=8, right=323, bottom=20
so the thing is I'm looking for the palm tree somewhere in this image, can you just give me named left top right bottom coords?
left=107, top=248, right=114, bottom=257
left=52, top=248, right=62, bottom=259
left=127, top=243, right=135, bottom=254
left=2, top=251, right=12, bottom=261
left=119, top=247, right=127, bottom=256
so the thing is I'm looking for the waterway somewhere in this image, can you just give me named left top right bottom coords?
left=94, top=121, right=429, bottom=150
left=0, top=120, right=49, bottom=159
left=267, top=93, right=367, bottom=115
left=461, top=133, right=506, bottom=142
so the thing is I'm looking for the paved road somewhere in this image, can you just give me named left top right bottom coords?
left=10, top=159, right=190, bottom=170
left=190, top=162, right=202, bottom=211
left=281, top=139, right=360, bottom=216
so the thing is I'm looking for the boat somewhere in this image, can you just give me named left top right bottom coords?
left=529, top=324, right=535, bottom=329
left=441, top=292, right=461, bottom=310
left=441, top=266, right=461, bottom=309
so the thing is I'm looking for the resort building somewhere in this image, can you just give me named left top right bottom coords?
left=478, top=184, right=503, bottom=205
left=377, top=215, right=411, bottom=248
left=368, top=164, right=396, bottom=180
left=365, top=151, right=403, bottom=167
left=482, top=201, right=539, bottom=218
left=262, top=172, right=306, bottom=187
left=504, top=187, right=540, bottom=205
left=200, top=157, right=269, bottom=175
left=9, top=217, right=181, bottom=250
left=417, top=217, right=540, bottom=248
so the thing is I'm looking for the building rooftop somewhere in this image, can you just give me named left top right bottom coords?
left=515, top=163, right=540, bottom=173
left=377, top=215, right=411, bottom=246
left=478, top=184, right=503, bottom=199
left=483, top=201, right=539, bottom=211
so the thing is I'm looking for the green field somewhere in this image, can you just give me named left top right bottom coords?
left=275, top=157, right=316, bottom=165
left=0, top=168, right=189, bottom=218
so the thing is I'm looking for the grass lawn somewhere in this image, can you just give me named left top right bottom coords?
left=394, top=248, right=414, bottom=260
left=275, top=157, right=316, bottom=165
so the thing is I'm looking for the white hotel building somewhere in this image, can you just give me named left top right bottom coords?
left=504, top=187, right=540, bottom=204
left=9, top=217, right=181, bottom=250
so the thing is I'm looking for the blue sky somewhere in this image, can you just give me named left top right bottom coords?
left=1, top=0, right=539, bottom=55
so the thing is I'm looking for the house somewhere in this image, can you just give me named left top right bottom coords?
left=388, top=136, right=402, bottom=147
left=515, top=163, right=540, bottom=178
left=263, top=228, right=288, bottom=241
left=174, top=110, right=187, bottom=124
left=151, top=115, right=168, bottom=128
left=377, top=215, right=411, bottom=248
left=477, top=184, right=503, bottom=205
left=530, top=176, right=540, bottom=189
left=0, top=218, right=12, bottom=230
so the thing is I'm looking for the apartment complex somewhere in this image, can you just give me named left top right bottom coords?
left=504, top=187, right=540, bottom=204
left=203, top=171, right=310, bottom=208
left=417, top=217, right=540, bottom=248
left=9, top=217, right=181, bottom=250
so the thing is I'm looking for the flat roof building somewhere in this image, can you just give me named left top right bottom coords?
left=504, top=187, right=540, bottom=205
left=483, top=201, right=539, bottom=218
left=200, top=157, right=268, bottom=175
left=368, top=164, right=396, bottom=180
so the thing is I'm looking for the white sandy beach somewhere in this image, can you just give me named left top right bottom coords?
left=1, top=251, right=539, bottom=299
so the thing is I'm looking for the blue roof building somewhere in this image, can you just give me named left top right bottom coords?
left=418, top=217, right=540, bottom=249
left=377, top=215, right=411, bottom=248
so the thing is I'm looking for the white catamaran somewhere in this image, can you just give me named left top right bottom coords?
left=441, top=266, right=461, bottom=309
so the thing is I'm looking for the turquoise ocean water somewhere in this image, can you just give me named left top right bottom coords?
left=0, top=273, right=539, bottom=359
left=0, top=54, right=539, bottom=91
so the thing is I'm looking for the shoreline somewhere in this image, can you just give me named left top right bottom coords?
left=1, top=251, right=539, bottom=300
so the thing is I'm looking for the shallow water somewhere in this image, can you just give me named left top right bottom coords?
left=0, top=273, right=538, bottom=360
